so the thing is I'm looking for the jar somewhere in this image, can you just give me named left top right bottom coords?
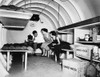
left=85, top=34, right=90, bottom=41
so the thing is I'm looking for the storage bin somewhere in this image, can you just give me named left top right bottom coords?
left=62, top=58, right=90, bottom=77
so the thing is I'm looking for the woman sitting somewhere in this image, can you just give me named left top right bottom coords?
left=41, top=28, right=53, bottom=56
left=48, top=31, right=71, bottom=63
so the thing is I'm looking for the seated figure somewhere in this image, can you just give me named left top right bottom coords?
left=26, top=31, right=42, bottom=55
left=25, top=34, right=34, bottom=54
left=41, top=28, right=53, bottom=56
left=48, top=31, right=71, bottom=63
left=27, top=34, right=33, bottom=47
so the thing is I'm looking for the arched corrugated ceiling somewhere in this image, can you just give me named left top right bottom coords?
left=0, top=0, right=83, bottom=29
left=0, top=0, right=97, bottom=28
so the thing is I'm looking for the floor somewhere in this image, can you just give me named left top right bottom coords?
left=6, top=55, right=63, bottom=77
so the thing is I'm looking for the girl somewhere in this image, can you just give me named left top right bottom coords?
left=41, top=28, right=52, bottom=56
left=49, top=31, right=71, bottom=63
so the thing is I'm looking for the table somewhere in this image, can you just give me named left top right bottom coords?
left=0, top=50, right=28, bottom=71
left=62, top=49, right=74, bottom=59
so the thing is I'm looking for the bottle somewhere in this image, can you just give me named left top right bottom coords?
left=93, top=27, right=98, bottom=42
left=89, top=29, right=93, bottom=41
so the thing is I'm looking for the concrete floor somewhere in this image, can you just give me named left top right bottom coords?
left=6, top=55, right=63, bottom=77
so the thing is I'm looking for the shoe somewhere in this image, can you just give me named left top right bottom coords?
left=33, top=54, right=37, bottom=56
left=41, top=54, right=46, bottom=57
left=57, top=60, right=62, bottom=65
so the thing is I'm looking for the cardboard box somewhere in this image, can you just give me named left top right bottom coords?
left=74, top=45, right=93, bottom=60
left=62, top=59, right=90, bottom=77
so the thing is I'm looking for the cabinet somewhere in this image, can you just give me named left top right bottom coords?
left=57, top=16, right=100, bottom=62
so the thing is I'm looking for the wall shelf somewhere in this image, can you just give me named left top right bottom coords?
left=57, top=16, right=100, bottom=31
left=57, top=16, right=100, bottom=63
left=92, top=59, right=100, bottom=62
left=77, top=41, right=100, bottom=44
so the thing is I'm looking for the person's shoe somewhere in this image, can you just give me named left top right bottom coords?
left=33, top=54, right=37, bottom=56
left=57, top=60, right=62, bottom=65
left=41, top=54, right=46, bottom=57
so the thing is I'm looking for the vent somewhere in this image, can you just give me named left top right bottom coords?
left=30, top=14, right=40, bottom=21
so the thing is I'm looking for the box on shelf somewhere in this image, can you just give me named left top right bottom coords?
left=62, top=58, right=90, bottom=77
left=96, top=35, right=100, bottom=41
left=74, top=45, right=93, bottom=60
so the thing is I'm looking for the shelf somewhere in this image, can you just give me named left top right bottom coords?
left=77, top=41, right=93, bottom=43
left=78, top=56, right=100, bottom=62
left=77, top=41, right=100, bottom=43
left=57, top=31, right=72, bottom=35
left=93, top=59, right=100, bottom=62
left=2, top=25, right=25, bottom=30
left=57, top=16, right=100, bottom=63
left=0, top=5, right=33, bottom=30
left=57, top=16, right=100, bottom=31
left=77, top=41, right=100, bottom=46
